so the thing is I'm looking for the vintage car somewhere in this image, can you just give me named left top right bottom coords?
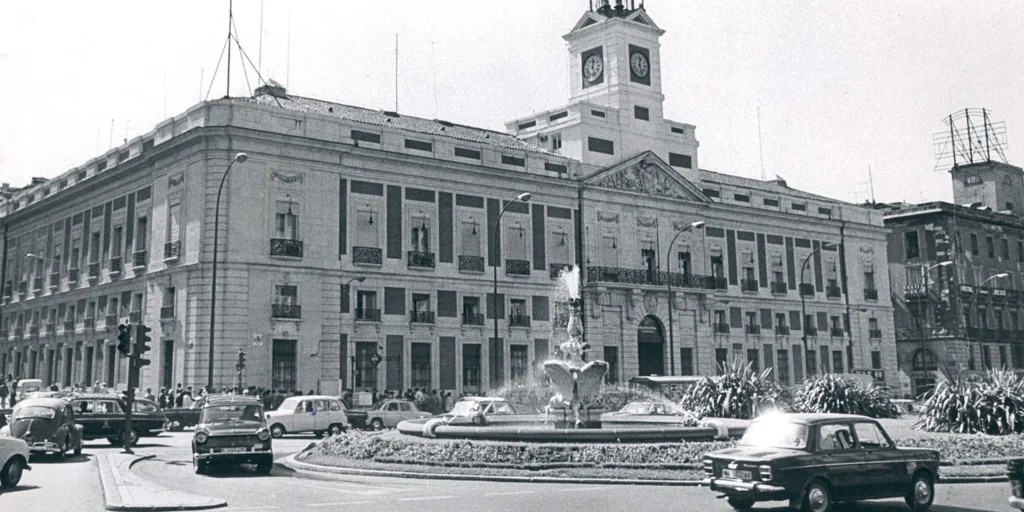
left=0, top=398, right=84, bottom=457
left=13, top=379, right=43, bottom=401
left=264, top=395, right=348, bottom=438
left=364, top=399, right=431, bottom=430
left=67, top=393, right=167, bottom=446
left=435, top=396, right=518, bottom=426
left=163, top=396, right=207, bottom=432
left=0, top=435, right=30, bottom=489
left=601, top=401, right=699, bottom=426
left=192, top=395, right=273, bottom=475
left=702, top=413, right=940, bottom=512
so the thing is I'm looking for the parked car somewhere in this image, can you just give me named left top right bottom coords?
left=192, top=395, right=272, bottom=475
left=0, top=436, right=30, bottom=489
left=702, top=413, right=939, bottom=512
left=67, top=393, right=166, bottom=446
left=163, top=396, right=207, bottom=432
left=0, top=409, right=10, bottom=430
left=264, top=395, right=348, bottom=438
left=0, top=398, right=83, bottom=457
left=13, top=379, right=43, bottom=402
left=364, top=399, right=431, bottom=430
left=436, top=396, right=518, bottom=426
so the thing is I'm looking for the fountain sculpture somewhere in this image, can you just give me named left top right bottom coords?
left=543, top=266, right=609, bottom=428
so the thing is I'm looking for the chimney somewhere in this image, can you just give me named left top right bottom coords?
left=254, top=78, right=287, bottom=99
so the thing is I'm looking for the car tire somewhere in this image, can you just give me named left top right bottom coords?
left=122, top=429, right=140, bottom=447
left=313, top=430, right=324, bottom=438
left=107, top=436, right=122, bottom=446
left=802, top=479, right=833, bottom=512
left=329, top=423, right=344, bottom=436
left=726, top=496, right=755, bottom=510
left=270, top=424, right=286, bottom=438
left=370, top=418, right=384, bottom=431
left=73, top=439, right=82, bottom=456
left=905, top=471, right=934, bottom=510
left=0, top=457, right=24, bottom=488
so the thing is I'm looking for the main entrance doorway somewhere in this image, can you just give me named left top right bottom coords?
left=637, top=316, right=665, bottom=376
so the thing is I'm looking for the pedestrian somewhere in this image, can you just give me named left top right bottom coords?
left=371, top=388, right=379, bottom=405
left=145, top=388, right=155, bottom=402
left=307, top=389, right=314, bottom=396
left=444, top=391, right=454, bottom=412
left=181, top=388, right=194, bottom=408
left=0, top=379, right=7, bottom=408
left=158, top=388, right=168, bottom=409
left=262, top=389, right=273, bottom=410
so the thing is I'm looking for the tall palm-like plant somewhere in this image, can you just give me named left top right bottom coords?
left=679, top=360, right=786, bottom=419
left=793, top=374, right=900, bottom=418
left=917, top=369, right=1024, bottom=434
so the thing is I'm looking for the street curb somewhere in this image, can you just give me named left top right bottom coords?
left=97, top=452, right=227, bottom=511
left=282, top=453, right=1008, bottom=487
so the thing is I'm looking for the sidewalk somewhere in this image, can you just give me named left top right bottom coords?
left=97, top=452, right=226, bottom=511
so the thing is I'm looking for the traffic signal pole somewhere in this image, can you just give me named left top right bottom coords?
left=120, top=324, right=152, bottom=455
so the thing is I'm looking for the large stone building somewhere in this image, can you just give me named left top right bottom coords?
left=886, top=160, right=1024, bottom=397
left=0, top=1, right=896, bottom=394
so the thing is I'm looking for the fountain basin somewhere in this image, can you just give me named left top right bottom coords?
left=397, top=417, right=734, bottom=443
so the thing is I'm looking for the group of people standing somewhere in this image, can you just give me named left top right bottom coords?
left=373, top=388, right=456, bottom=414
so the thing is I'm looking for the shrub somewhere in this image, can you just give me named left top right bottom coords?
left=916, top=369, right=1024, bottom=435
left=679, top=360, right=786, bottom=419
left=792, top=374, right=900, bottom=419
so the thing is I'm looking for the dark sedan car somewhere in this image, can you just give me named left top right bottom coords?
left=192, top=396, right=273, bottom=475
left=67, top=393, right=167, bottom=446
left=0, top=398, right=84, bottom=458
left=702, top=413, right=939, bottom=512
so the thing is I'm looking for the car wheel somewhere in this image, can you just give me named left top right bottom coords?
left=802, top=479, right=833, bottom=512
left=0, top=457, right=24, bottom=488
left=370, top=418, right=384, bottom=431
left=193, top=458, right=207, bottom=475
left=329, top=424, right=344, bottom=436
left=255, top=458, right=273, bottom=475
left=107, top=436, right=122, bottom=446
left=313, top=430, right=325, bottom=438
left=905, top=471, right=934, bottom=510
left=726, top=496, right=755, bottom=510
left=73, top=439, right=82, bottom=456
left=122, top=429, right=140, bottom=447
left=270, top=424, right=286, bottom=438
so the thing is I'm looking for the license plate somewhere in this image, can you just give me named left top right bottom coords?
left=219, top=447, right=248, bottom=453
left=722, top=469, right=753, bottom=480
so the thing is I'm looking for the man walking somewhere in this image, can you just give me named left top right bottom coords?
left=0, top=378, right=8, bottom=408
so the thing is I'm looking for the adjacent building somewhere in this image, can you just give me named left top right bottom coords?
left=0, top=1, right=897, bottom=394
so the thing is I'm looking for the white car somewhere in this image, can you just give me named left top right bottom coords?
left=0, top=435, right=30, bottom=489
left=265, top=395, right=348, bottom=438
left=364, top=399, right=431, bottom=430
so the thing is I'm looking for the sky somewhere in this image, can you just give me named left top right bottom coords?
left=1, top=1, right=1022, bottom=205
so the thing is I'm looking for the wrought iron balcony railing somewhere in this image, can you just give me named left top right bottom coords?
left=585, top=266, right=716, bottom=289
left=462, top=313, right=485, bottom=326
left=831, top=328, right=845, bottom=337
left=270, top=238, right=304, bottom=258
left=133, top=250, right=148, bottom=268
left=164, top=240, right=181, bottom=261
left=84, top=317, right=95, bottom=329
left=804, top=326, right=818, bottom=336
left=411, top=311, right=435, bottom=324
left=160, top=305, right=176, bottom=319
left=352, top=246, right=382, bottom=265
left=407, top=251, right=435, bottom=269
left=45, top=322, right=55, bottom=334
left=355, top=308, right=381, bottom=322
left=14, top=326, right=23, bottom=337
left=129, top=310, right=142, bottom=323
left=826, top=285, right=842, bottom=298
left=713, top=323, right=730, bottom=334
left=106, top=314, right=118, bottom=328
left=509, top=314, right=531, bottom=327
left=714, top=277, right=728, bottom=290
left=271, top=304, right=302, bottom=319
left=864, top=288, right=879, bottom=301
left=1009, top=289, right=1022, bottom=303
left=800, top=283, right=815, bottom=297
left=506, top=259, right=530, bottom=276
left=109, top=257, right=122, bottom=274
left=549, top=263, right=572, bottom=279
left=458, top=255, right=485, bottom=273
left=29, top=325, right=39, bottom=336
left=741, top=279, right=758, bottom=292
left=775, top=325, right=791, bottom=336
left=63, top=320, right=74, bottom=331
left=87, top=262, right=100, bottom=279
left=746, top=324, right=761, bottom=335
left=771, top=281, right=787, bottom=294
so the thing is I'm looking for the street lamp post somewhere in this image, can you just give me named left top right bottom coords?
left=492, top=193, right=531, bottom=389
left=207, top=152, right=248, bottom=391
left=665, top=220, right=705, bottom=376
left=800, top=243, right=836, bottom=374
left=344, top=276, right=366, bottom=391
left=972, top=272, right=1009, bottom=370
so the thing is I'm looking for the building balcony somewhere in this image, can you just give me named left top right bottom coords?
left=714, top=277, right=728, bottom=290
left=864, top=288, right=879, bottom=301
left=830, top=328, right=845, bottom=337
left=771, top=281, right=787, bottom=295
left=129, top=310, right=142, bottom=324
left=106, top=314, right=118, bottom=328
left=775, top=325, right=791, bottom=336
left=741, top=279, right=758, bottom=292
left=984, top=328, right=997, bottom=340
left=355, top=308, right=381, bottom=322
left=1008, top=289, right=1022, bottom=304
left=270, top=238, right=303, bottom=258
left=745, top=324, right=761, bottom=335
left=68, top=267, right=80, bottom=284
left=109, top=256, right=122, bottom=275
left=993, top=289, right=1008, bottom=302
left=133, top=250, right=148, bottom=268
left=800, top=283, right=815, bottom=297
left=549, top=263, right=573, bottom=279
left=87, top=262, right=100, bottom=280
left=586, top=266, right=715, bottom=289
left=49, top=272, right=60, bottom=289
left=462, top=313, right=485, bottom=326
left=506, top=259, right=530, bottom=276
left=407, top=250, right=435, bottom=269
left=18, top=280, right=27, bottom=297
left=903, top=285, right=927, bottom=300
left=160, top=305, right=176, bottom=320
left=826, top=285, right=842, bottom=298
left=352, top=246, right=382, bottom=266
left=509, top=314, right=531, bottom=327
left=713, top=323, right=730, bottom=334
left=271, top=304, right=302, bottom=319
left=458, top=255, right=485, bottom=273
left=869, top=329, right=882, bottom=339
left=63, top=320, right=74, bottom=332
left=164, top=240, right=181, bottom=261
left=84, top=317, right=96, bottom=330
left=14, top=326, right=23, bottom=337
left=29, top=325, right=39, bottom=336
left=411, top=311, right=435, bottom=324
left=804, top=327, right=818, bottom=337
left=45, top=322, right=55, bottom=334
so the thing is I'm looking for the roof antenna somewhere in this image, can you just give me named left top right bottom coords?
left=867, top=166, right=876, bottom=204
left=395, top=33, right=400, bottom=112
left=757, top=106, right=766, bottom=180
left=258, top=0, right=264, bottom=76
left=226, top=0, right=233, bottom=98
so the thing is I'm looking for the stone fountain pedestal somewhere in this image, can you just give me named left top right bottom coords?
left=550, top=407, right=605, bottom=429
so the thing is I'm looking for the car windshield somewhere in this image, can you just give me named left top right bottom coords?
left=15, top=406, right=56, bottom=419
left=200, top=404, right=265, bottom=424
left=368, top=401, right=386, bottom=411
left=740, top=417, right=809, bottom=449
left=448, top=400, right=484, bottom=416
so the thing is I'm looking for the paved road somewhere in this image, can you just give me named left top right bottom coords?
left=2, top=431, right=1015, bottom=512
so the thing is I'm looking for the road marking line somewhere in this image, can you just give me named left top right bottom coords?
left=307, top=501, right=372, bottom=508
left=560, top=486, right=608, bottom=492
left=394, top=495, right=455, bottom=502
left=483, top=490, right=537, bottom=497
left=285, top=478, right=414, bottom=496
left=220, top=507, right=281, bottom=511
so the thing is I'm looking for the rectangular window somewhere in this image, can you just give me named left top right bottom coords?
left=411, top=343, right=431, bottom=388
left=1003, top=239, right=1011, bottom=260
left=864, top=271, right=876, bottom=291
left=679, top=348, right=694, bottom=376
left=987, top=236, right=995, bottom=258
left=351, top=130, right=381, bottom=144
left=461, top=220, right=481, bottom=256
left=715, top=348, right=729, bottom=374
left=763, top=198, right=779, bottom=207
left=111, top=226, right=123, bottom=258
left=747, top=349, right=760, bottom=373
left=168, top=202, right=181, bottom=242
left=1018, top=241, right=1024, bottom=262
left=454, top=147, right=481, bottom=160
left=703, top=188, right=720, bottom=199
left=275, top=285, right=298, bottom=305
left=776, top=350, right=790, bottom=385
left=905, top=231, right=920, bottom=259
left=791, top=203, right=806, bottom=211
left=354, top=342, right=378, bottom=389
left=404, top=139, right=433, bottom=152
left=410, top=215, right=431, bottom=252
left=544, top=162, right=567, bottom=174
left=501, top=155, right=526, bottom=167
left=509, top=298, right=528, bottom=318
left=412, top=293, right=431, bottom=314
left=517, top=120, right=536, bottom=130
left=272, top=339, right=298, bottom=391
left=818, top=207, right=832, bottom=216
left=549, top=111, right=568, bottom=122
left=550, top=134, right=563, bottom=151
left=669, top=153, right=692, bottom=169
left=871, top=351, right=882, bottom=369
left=462, top=344, right=482, bottom=392
left=587, top=137, right=615, bottom=155
left=970, top=234, right=979, bottom=255
left=590, top=109, right=606, bottom=118
left=356, top=291, right=377, bottom=319
left=510, top=345, right=528, bottom=383
left=355, top=208, right=379, bottom=247
left=89, top=232, right=101, bottom=262
left=734, top=193, right=750, bottom=203
left=633, top=105, right=649, bottom=121
left=833, top=351, right=845, bottom=374
left=135, top=216, right=148, bottom=252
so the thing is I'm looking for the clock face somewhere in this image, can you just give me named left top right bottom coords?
left=630, top=52, right=649, bottom=78
left=583, top=54, right=604, bottom=83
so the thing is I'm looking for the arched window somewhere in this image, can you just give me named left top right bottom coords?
left=912, top=348, right=938, bottom=371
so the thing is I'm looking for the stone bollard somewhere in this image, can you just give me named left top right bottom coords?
left=1009, top=459, right=1024, bottom=510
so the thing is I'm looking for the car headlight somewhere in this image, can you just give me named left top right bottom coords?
left=759, top=465, right=773, bottom=482
left=257, top=428, right=271, bottom=441
left=195, top=432, right=209, bottom=444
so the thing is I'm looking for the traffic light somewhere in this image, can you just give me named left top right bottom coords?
left=236, top=349, right=247, bottom=371
left=116, top=323, right=132, bottom=356
left=134, top=324, right=152, bottom=367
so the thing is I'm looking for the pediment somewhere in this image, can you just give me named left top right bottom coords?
left=569, top=12, right=605, bottom=33
left=583, top=151, right=708, bottom=202
left=625, top=10, right=661, bottom=31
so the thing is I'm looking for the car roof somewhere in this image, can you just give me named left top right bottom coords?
left=459, top=396, right=506, bottom=402
left=205, top=396, right=263, bottom=406
left=754, top=413, right=874, bottom=425
left=13, top=397, right=69, bottom=409
left=64, top=392, right=123, bottom=400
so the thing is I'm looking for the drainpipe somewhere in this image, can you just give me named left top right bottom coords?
left=839, top=219, right=855, bottom=373
left=0, top=219, right=7, bottom=375
left=576, top=176, right=587, bottom=348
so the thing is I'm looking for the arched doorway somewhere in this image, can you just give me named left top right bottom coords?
left=637, top=316, right=665, bottom=376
